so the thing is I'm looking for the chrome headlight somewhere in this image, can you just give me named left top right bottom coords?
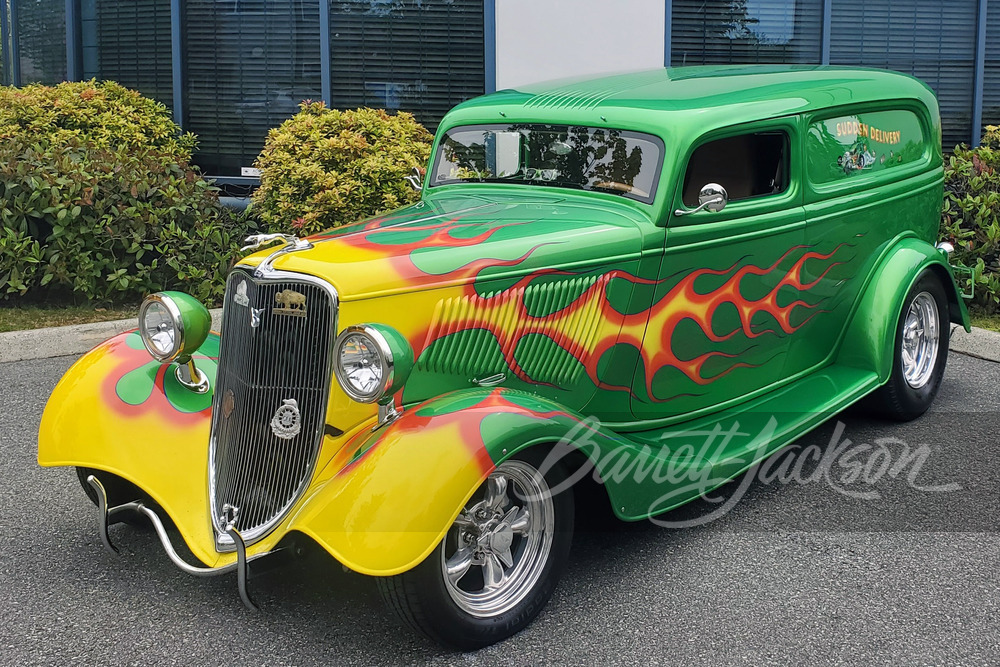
left=334, top=324, right=413, bottom=403
left=138, top=292, right=211, bottom=363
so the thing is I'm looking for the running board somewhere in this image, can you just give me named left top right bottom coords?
left=604, top=365, right=882, bottom=520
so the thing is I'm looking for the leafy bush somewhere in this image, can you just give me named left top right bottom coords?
left=0, top=80, right=254, bottom=303
left=252, top=103, right=433, bottom=235
left=941, top=125, right=1000, bottom=312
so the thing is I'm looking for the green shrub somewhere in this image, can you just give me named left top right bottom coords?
left=252, top=103, right=433, bottom=235
left=0, top=80, right=254, bottom=303
left=941, top=125, right=1000, bottom=312
left=0, top=80, right=197, bottom=158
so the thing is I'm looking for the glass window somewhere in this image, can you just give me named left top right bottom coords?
left=14, top=0, right=65, bottom=84
left=671, top=0, right=824, bottom=66
left=984, top=1, right=1000, bottom=130
left=85, top=0, right=173, bottom=110
left=329, top=0, right=485, bottom=132
left=430, top=124, right=664, bottom=204
left=830, top=0, right=977, bottom=149
left=184, top=0, right=322, bottom=176
left=807, top=110, right=927, bottom=184
left=682, top=132, right=789, bottom=206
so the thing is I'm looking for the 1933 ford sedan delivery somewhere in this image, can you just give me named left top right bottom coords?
left=39, top=66, right=971, bottom=649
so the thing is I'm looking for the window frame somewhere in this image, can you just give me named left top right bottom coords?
left=802, top=101, right=936, bottom=204
left=428, top=123, right=668, bottom=205
left=670, top=116, right=801, bottom=227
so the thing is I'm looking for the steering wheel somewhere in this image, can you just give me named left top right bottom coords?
left=593, top=181, right=649, bottom=198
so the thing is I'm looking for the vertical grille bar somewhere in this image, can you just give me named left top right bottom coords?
left=208, top=268, right=338, bottom=550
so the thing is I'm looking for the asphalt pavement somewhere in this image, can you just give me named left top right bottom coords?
left=1, top=348, right=999, bottom=665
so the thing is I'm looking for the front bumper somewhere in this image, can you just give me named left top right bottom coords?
left=86, top=475, right=269, bottom=610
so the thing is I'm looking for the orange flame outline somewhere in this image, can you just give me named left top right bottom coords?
left=616, top=243, right=850, bottom=398
left=419, top=243, right=850, bottom=401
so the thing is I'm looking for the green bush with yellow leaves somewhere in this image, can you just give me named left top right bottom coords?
left=252, top=103, right=433, bottom=235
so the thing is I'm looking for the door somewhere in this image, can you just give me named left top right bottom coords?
left=630, top=118, right=810, bottom=421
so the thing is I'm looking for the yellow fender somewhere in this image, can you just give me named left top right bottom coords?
left=286, top=389, right=597, bottom=576
left=37, top=331, right=224, bottom=566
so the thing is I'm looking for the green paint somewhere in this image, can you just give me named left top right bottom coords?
left=115, top=361, right=160, bottom=406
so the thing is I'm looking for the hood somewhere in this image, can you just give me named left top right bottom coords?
left=238, top=190, right=651, bottom=301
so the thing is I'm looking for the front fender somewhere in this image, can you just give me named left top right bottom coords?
left=836, top=236, right=970, bottom=381
left=37, top=330, right=223, bottom=567
left=286, top=388, right=599, bottom=576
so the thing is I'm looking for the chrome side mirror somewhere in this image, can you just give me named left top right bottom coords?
left=675, top=183, right=728, bottom=217
left=405, top=166, right=423, bottom=192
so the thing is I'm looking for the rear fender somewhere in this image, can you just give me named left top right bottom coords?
left=286, top=387, right=618, bottom=576
left=836, top=237, right=970, bottom=382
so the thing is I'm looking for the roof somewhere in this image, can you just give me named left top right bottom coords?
left=441, top=66, right=940, bottom=137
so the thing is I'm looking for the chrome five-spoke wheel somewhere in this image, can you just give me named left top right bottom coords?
left=870, top=273, right=949, bottom=421
left=377, top=451, right=573, bottom=650
left=442, top=460, right=555, bottom=618
left=900, top=291, right=940, bottom=389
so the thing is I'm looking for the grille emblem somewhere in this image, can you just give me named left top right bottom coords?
left=273, top=289, right=307, bottom=317
left=234, top=280, right=250, bottom=307
left=221, top=390, right=235, bottom=419
left=270, top=399, right=301, bottom=440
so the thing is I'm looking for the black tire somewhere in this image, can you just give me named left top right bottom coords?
left=869, top=272, right=950, bottom=421
left=76, top=467, right=149, bottom=526
left=377, top=449, right=574, bottom=650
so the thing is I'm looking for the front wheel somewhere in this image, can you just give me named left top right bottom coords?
left=377, top=451, right=574, bottom=650
left=869, top=272, right=950, bottom=421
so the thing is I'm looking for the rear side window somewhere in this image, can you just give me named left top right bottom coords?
left=807, top=109, right=927, bottom=184
left=682, top=132, right=789, bottom=207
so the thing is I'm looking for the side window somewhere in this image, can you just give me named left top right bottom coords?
left=807, top=110, right=927, bottom=184
left=682, top=132, right=789, bottom=207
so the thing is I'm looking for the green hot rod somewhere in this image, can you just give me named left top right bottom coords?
left=39, top=66, right=969, bottom=649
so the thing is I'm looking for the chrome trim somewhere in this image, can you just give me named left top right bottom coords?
left=175, top=359, right=210, bottom=393
left=333, top=324, right=395, bottom=404
left=674, top=182, right=728, bottom=217
left=241, top=234, right=315, bottom=278
left=208, top=267, right=339, bottom=552
left=139, top=293, right=186, bottom=363
left=374, top=401, right=402, bottom=431
left=86, top=475, right=270, bottom=579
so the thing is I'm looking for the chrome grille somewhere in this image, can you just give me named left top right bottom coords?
left=209, top=267, right=337, bottom=549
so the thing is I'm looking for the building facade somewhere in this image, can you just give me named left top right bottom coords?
left=1, top=0, right=997, bottom=180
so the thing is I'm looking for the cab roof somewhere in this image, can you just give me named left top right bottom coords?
left=441, top=65, right=940, bottom=137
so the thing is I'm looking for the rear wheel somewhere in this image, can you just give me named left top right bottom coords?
left=377, top=451, right=573, bottom=650
left=870, top=272, right=949, bottom=421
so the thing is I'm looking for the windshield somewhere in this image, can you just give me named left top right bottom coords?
left=429, top=124, right=664, bottom=203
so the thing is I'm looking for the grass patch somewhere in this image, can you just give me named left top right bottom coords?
left=0, top=304, right=138, bottom=333
left=970, top=311, right=1000, bottom=333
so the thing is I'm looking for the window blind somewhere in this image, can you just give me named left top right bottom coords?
left=184, top=0, right=322, bottom=176
left=329, top=0, right=485, bottom=132
left=829, top=0, right=978, bottom=149
left=15, top=0, right=65, bottom=84
left=984, top=1, right=1000, bottom=132
left=94, top=0, right=173, bottom=110
left=671, top=0, right=824, bottom=66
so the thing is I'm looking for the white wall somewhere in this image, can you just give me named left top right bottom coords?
left=494, top=0, right=666, bottom=90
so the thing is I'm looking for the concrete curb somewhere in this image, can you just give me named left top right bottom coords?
left=0, top=309, right=223, bottom=364
left=948, top=324, right=1000, bottom=363
left=2, top=311, right=999, bottom=365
